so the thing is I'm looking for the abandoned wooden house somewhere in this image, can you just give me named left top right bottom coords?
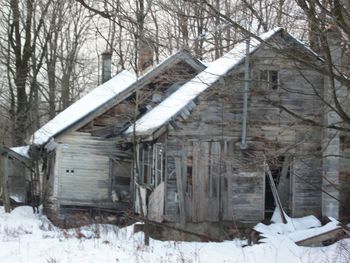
left=19, top=50, right=206, bottom=222
left=3, top=27, right=349, bottom=234
left=122, top=27, right=350, bottom=229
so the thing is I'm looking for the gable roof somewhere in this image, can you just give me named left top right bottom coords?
left=29, top=50, right=206, bottom=146
left=125, top=28, right=321, bottom=137
left=0, top=146, right=31, bottom=166
left=30, top=70, right=136, bottom=146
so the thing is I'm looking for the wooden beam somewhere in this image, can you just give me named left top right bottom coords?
left=265, top=160, right=287, bottom=224
left=295, top=227, right=344, bottom=246
left=277, top=155, right=292, bottom=210
left=175, top=156, right=186, bottom=227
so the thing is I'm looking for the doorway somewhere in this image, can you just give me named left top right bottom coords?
left=264, top=156, right=291, bottom=219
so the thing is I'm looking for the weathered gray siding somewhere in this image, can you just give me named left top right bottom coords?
left=161, top=37, right=324, bottom=223
left=163, top=139, right=265, bottom=223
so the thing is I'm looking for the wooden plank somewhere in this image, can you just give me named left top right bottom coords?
left=175, top=156, right=186, bottom=227
left=209, top=141, right=220, bottom=221
left=265, top=160, right=287, bottom=223
left=199, top=142, right=209, bottom=221
left=277, top=155, right=292, bottom=211
left=148, top=182, right=165, bottom=222
left=295, top=227, right=344, bottom=246
left=135, top=185, right=147, bottom=216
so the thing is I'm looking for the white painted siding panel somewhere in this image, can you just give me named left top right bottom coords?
left=56, top=132, right=117, bottom=202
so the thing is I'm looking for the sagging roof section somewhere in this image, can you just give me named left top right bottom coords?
left=28, top=50, right=206, bottom=146
left=30, top=70, right=137, bottom=146
left=0, top=146, right=31, bottom=165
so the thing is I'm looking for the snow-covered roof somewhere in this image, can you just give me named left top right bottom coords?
left=29, top=50, right=205, bottom=146
left=30, top=70, right=136, bottom=145
left=125, top=28, right=285, bottom=136
left=10, top=146, right=30, bottom=159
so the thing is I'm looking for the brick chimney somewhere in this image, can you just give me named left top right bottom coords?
left=101, top=51, right=112, bottom=84
left=138, top=39, right=153, bottom=74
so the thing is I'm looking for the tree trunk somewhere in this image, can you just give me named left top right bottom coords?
left=1, top=153, right=11, bottom=213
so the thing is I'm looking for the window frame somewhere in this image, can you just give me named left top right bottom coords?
left=259, top=69, right=279, bottom=90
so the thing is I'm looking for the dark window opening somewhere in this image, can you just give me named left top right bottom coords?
left=224, top=177, right=228, bottom=191
left=270, top=71, right=279, bottom=90
left=260, top=70, right=279, bottom=90
left=186, top=166, right=192, bottom=193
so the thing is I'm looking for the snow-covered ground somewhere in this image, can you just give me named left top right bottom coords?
left=0, top=206, right=349, bottom=263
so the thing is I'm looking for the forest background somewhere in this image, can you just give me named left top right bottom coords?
left=0, top=0, right=349, bottom=147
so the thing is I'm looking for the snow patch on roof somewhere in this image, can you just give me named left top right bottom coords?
left=125, top=28, right=283, bottom=136
left=10, top=146, right=30, bottom=159
left=30, top=70, right=136, bottom=145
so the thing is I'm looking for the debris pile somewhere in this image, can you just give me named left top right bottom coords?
left=254, top=210, right=350, bottom=247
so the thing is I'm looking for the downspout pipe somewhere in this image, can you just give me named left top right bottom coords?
left=240, top=40, right=250, bottom=150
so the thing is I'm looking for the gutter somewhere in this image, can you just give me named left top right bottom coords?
left=240, top=40, right=250, bottom=149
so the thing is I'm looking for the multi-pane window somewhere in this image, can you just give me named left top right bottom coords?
left=139, top=143, right=164, bottom=187
left=260, top=70, right=279, bottom=90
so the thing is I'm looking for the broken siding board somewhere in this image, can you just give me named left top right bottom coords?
left=184, top=144, right=193, bottom=222
left=191, top=141, right=199, bottom=222
left=148, top=182, right=165, bottom=222
left=164, top=180, right=179, bottom=222
left=192, top=141, right=210, bottom=222
left=164, top=149, right=179, bottom=222
left=175, top=156, right=186, bottom=226
left=221, top=143, right=234, bottom=221
left=208, top=141, right=221, bottom=221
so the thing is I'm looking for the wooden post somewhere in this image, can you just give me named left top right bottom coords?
left=277, top=156, right=291, bottom=211
left=265, top=161, right=287, bottom=224
left=175, top=156, right=186, bottom=227
left=1, top=153, right=11, bottom=212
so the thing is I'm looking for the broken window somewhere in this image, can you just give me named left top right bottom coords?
left=153, top=143, right=164, bottom=187
left=140, top=144, right=152, bottom=185
left=260, top=70, right=279, bottom=90
left=139, top=143, right=164, bottom=188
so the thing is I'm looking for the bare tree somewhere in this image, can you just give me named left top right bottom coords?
left=0, top=0, right=55, bottom=145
